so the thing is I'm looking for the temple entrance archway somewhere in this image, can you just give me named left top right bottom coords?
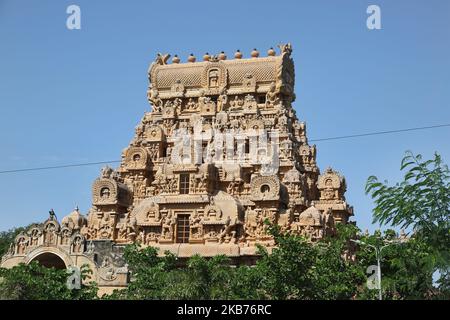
left=29, top=252, right=67, bottom=269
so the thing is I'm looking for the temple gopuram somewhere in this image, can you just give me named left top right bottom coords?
left=1, top=44, right=354, bottom=294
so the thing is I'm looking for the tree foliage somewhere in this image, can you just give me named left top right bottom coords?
left=103, top=222, right=438, bottom=300
left=366, top=151, right=450, bottom=266
left=353, top=229, right=436, bottom=300
left=0, top=225, right=441, bottom=300
left=0, top=262, right=98, bottom=300
left=366, top=151, right=450, bottom=296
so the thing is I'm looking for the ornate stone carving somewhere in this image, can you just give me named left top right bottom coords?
left=147, top=87, right=163, bottom=112
left=243, top=94, right=258, bottom=113
left=15, top=233, right=29, bottom=255
left=250, top=175, right=280, bottom=201
left=98, top=212, right=114, bottom=239
left=145, top=125, right=164, bottom=141
left=153, top=53, right=170, bottom=66
left=61, top=207, right=87, bottom=231
left=199, top=94, right=216, bottom=115
left=203, top=204, right=223, bottom=222
left=118, top=213, right=137, bottom=242
left=28, top=226, right=42, bottom=247
left=98, top=256, right=118, bottom=281
left=43, top=220, right=59, bottom=245
left=171, top=79, right=185, bottom=96
left=202, top=63, right=228, bottom=89
left=124, top=147, right=148, bottom=170
left=265, top=82, right=280, bottom=108
left=317, top=167, right=346, bottom=201
left=92, top=167, right=131, bottom=207
left=60, top=227, right=72, bottom=245
left=242, top=72, right=256, bottom=92
left=71, top=234, right=85, bottom=254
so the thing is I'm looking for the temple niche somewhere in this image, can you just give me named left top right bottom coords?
left=1, top=44, right=354, bottom=293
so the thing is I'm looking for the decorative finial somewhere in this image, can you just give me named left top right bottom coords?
left=75, top=205, right=79, bottom=212
left=234, top=49, right=242, bottom=59
left=49, top=208, right=57, bottom=220
left=188, top=53, right=196, bottom=63
left=277, top=43, right=292, bottom=56
left=154, top=53, right=170, bottom=65
left=251, top=48, right=259, bottom=58
left=218, top=51, right=226, bottom=60
left=172, top=54, right=180, bottom=64
left=267, top=47, right=276, bottom=56
left=203, top=52, right=211, bottom=61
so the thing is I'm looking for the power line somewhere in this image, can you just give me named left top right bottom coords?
left=309, top=123, right=450, bottom=142
left=0, top=160, right=121, bottom=174
left=0, top=123, right=449, bottom=175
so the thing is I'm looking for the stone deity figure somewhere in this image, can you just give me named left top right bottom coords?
left=44, top=224, right=57, bottom=244
left=137, top=230, right=145, bottom=244
left=148, top=87, right=163, bottom=112
left=265, top=82, right=279, bottom=108
left=217, top=88, right=228, bottom=112
left=189, top=212, right=202, bottom=239
left=99, top=213, right=113, bottom=238
left=162, top=214, right=175, bottom=240
left=17, top=237, right=28, bottom=254
left=101, top=166, right=113, bottom=179
left=49, top=209, right=57, bottom=221
left=186, top=98, right=197, bottom=111
left=73, top=237, right=83, bottom=253
left=61, top=229, right=71, bottom=245
left=230, top=96, right=243, bottom=110
left=30, top=229, right=40, bottom=246
left=173, top=98, right=182, bottom=115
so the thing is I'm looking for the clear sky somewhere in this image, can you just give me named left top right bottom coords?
left=0, top=0, right=449, bottom=232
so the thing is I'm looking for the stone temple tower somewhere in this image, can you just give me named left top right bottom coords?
left=1, top=44, right=353, bottom=293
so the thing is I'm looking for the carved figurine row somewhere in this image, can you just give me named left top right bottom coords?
left=148, top=85, right=281, bottom=115
left=6, top=210, right=88, bottom=257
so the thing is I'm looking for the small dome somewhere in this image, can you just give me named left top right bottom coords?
left=203, top=52, right=211, bottom=61
left=61, top=207, right=87, bottom=230
left=188, top=53, right=196, bottom=63
left=172, top=55, right=180, bottom=63
left=234, top=50, right=242, bottom=59
left=299, top=206, right=323, bottom=226
left=267, top=47, right=276, bottom=56
left=251, top=48, right=259, bottom=58
left=218, top=51, right=227, bottom=60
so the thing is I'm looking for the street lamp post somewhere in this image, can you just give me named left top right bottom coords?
left=351, top=238, right=406, bottom=300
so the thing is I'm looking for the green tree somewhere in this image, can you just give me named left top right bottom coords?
left=107, top=244, right=236, bottom=300
left=0, top=262, right=98, bottom=300
left=365, top=151, right=450, bottom=294
left=242, top=223, right=365, bottom=300
left=106, top=244, right=177, bottom=299
left=354, top=229, right=435, bottom=300
left=182, top=255, right=233, bottom=299
left=252, top=224, right=317, bottom=299
left=313, top=224, right=365, bottom=299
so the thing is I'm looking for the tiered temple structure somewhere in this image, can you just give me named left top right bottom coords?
left=1, top=44, right=354, bottom=294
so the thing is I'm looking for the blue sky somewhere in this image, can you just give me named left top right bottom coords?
left=0, top=0, right=449, bottom=232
